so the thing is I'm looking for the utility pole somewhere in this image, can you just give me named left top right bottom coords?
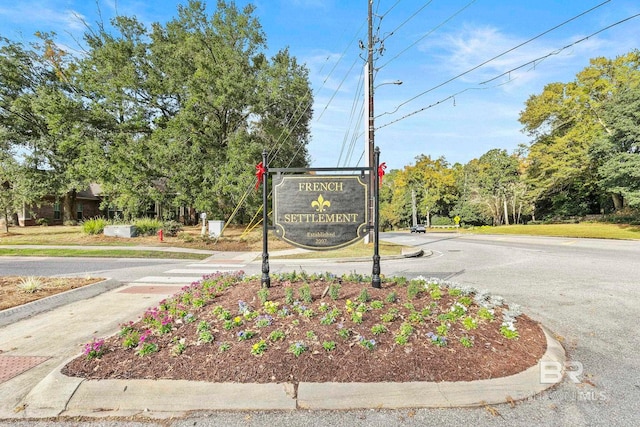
left=411, top=189, right=417, bottom=227
left=367, top=0, right=375, bottom=241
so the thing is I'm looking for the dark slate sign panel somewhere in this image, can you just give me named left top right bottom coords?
left=273, top=175, right=369, bottom=250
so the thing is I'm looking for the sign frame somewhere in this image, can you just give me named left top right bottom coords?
left=272, top=173, right=369, bottom=251
left=258, top=148, right=382, bottom=289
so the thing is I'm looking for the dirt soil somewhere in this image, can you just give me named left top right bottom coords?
left=0, top=276, right=103, bottom=311
left=62, top=277, right=547, bottom=384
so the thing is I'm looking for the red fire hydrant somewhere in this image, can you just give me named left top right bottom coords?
left=158, top=229, right=164, bottom=242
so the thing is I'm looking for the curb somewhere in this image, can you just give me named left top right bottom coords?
left=20, top=326, right=564, bottom=418
left=0, top=279, right=123, bottom=328
left=334, top=248, right=427, bottom=263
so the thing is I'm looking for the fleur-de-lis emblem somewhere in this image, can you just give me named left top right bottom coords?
left=311, top=195, right=331, bottom=212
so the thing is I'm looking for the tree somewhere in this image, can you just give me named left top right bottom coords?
left=379, top=155, right=458, bottom=229
left=464, top=149, right=521, bottom=225
left=0, top=35, right=92, bottom=222
left=379, top=169, right=410, bottom=230
left=408, top=155, right=457, bottom=227
left=72, top=0, right=313, bottom=221
left=591, top=85, right=640, bottom=207
left=519, top=50, right=640, bottom=218
left=0, top=149, right=47, bottom=232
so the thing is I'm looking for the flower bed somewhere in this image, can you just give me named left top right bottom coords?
left=63, top=272, right=546, bottom=383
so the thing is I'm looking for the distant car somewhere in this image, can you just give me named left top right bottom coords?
left=410, top=224, right=426, bottom=233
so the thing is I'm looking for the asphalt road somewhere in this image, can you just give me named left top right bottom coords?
left=0, top=256, right=197, bottom=280
left=1, top=232, right=639, bottom=426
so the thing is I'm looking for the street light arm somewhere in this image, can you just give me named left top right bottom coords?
left=375, top=80, right=403, bottom=89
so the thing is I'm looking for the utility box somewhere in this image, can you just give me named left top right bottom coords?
left=104, top=225, right=137, bottom=238
left=208, top=220, right=224, bottom=238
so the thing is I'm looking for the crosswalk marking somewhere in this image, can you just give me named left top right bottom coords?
left=130, top=258, right=247, bottom=288
left=134, top=276, right=203, bottom=284
left=164, top=268, right=237, bottom=274
left=186, top=263, right=245, bottom=268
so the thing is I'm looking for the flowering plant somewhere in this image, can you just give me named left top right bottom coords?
left=83, top=338, right=106, bottom=360
left=358, top=336, right=376, bottom=350
left=251, top=339, right=268, bottom=356
left=92, top=271, right=535, bottom=385
left=288, top=341, right=307, bottom=357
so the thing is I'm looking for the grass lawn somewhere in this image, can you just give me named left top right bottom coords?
left=463, top=223, right=640, bottom=240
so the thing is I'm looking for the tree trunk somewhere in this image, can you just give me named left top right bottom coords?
left=2, top=209, right=8, bottom=233
left=63, top=190, right=77, bottom=223
left=503, top=197, right=509, bottom=225
left=426, top=208, right=431, bottom=228
left=611, top=193, right=624, bottom=211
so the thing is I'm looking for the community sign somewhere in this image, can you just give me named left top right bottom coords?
left=272, top=175, right=369, bottom=250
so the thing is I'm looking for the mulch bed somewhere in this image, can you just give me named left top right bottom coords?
left=62, top=277, right=546, bottom=384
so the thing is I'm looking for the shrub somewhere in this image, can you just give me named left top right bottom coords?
left=162, top=220, right=183, bottom=237
left=133, top=218, right=163, bottom=236
left=82, top=217, right=108, bottom=235
left=17, top=276, right=43, bottom=293
left=178, top=232, right=194, bottom=243
left=603, top=208, right=640, bottom=225
left=431, top=215, right=453, bottom=226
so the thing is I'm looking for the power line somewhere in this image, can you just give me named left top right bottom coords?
left=379, top=0, right=401, bottom=18
left=337, top=71, right=365, bottom=167
left=377, top=0, right=477, bottom=71
left=479, top=12, right=640, bottom=85
left=379, top=0, right=434, bottom=46
left=377, top=10, right=640, bottom=130
left=376, top=86, right=492, bottom=130
left=383, top=0, right=612, bottom=115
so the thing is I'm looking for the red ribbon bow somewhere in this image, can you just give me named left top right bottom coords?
left=255, top=161, right=266, bottom=190
left=378, top=162, right=387, bottom=187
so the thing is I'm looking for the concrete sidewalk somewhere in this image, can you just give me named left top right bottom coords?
left=0, top=249, right=564, bottom=421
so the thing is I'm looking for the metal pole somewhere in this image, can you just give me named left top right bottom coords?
left=261, top=149, right=270, bottom=288
left=372, top=147, right=381, bottom=288
left=367, top=0, right=375, bottom=242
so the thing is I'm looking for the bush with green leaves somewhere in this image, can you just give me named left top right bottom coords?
left=162, top=220, right=183, bottom=237
left=133, top=217, right=163, bottom=236
left=82, top=217, right=108, bottom=235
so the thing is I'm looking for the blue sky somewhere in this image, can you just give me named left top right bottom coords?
left=1, top=0, right=639, bottom=170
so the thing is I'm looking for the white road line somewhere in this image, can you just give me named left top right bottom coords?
left=187, top=263, right=246, bottom=268
left=165, top=268, right=238, bottom=274
left=133, top=276, right=202, bottom=284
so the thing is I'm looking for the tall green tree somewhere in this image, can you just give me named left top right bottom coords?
left=379, top=168, right=412, bottom=229
left=465, top=149, right=521, bottom=225
left=0, top=148, right=48, bottom=232
left=0, top=35, right=91, bottom=222
left=591, top=85, right=640, bottom=207
left=520, top=50, right=640, bottom=217
left=73, top=0, right=312, bottom=221
left=409, top=155, right=457, bottom=227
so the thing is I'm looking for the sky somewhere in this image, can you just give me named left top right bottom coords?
left=1, top=0, right=639, bottom=171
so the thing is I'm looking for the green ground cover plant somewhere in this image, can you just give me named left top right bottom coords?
left=63, top=271, right=543, bottom=384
